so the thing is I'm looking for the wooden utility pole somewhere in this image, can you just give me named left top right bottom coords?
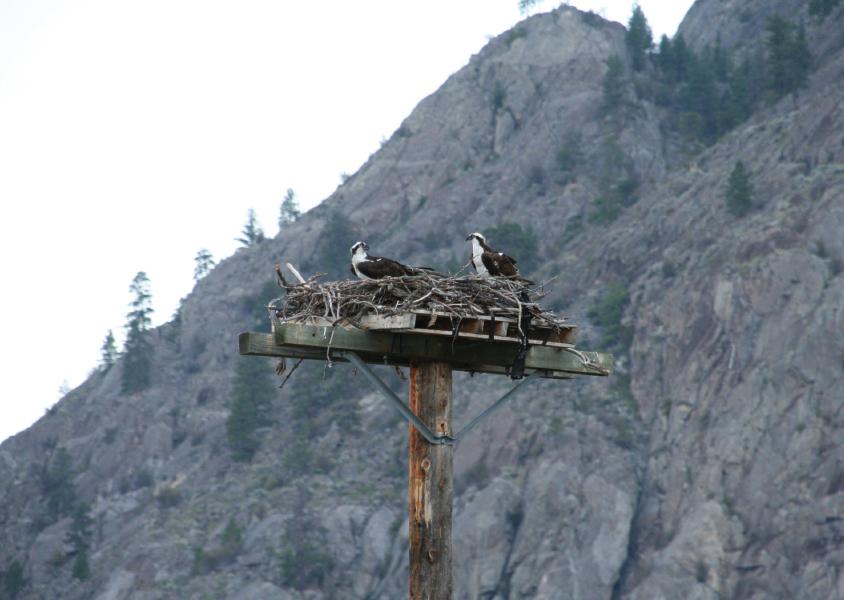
left=240, top=318, right=612, bottom=598
left=408, top=360, right=453, bottom=599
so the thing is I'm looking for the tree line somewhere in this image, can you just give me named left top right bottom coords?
left=603, top=5, right=814, bottom=145
left=94, top=190, right=302, bottom=396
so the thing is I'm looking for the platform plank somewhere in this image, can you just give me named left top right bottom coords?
left=240, top=325, right=611, bottom=377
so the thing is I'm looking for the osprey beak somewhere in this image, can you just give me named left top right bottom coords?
left=465, top=234, right=472, bottom=241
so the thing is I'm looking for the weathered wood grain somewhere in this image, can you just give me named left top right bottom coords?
left=239, top=331, right=602, bottom=378
left=409, top=361, right=453, bottom=600
left=273, top=324, right=611, bottom=375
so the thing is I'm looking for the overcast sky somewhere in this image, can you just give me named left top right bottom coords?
left=0, top=0, right=693, bottom=443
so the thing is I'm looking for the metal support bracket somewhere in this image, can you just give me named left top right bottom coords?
left=336, top=351, right=530, bottom=446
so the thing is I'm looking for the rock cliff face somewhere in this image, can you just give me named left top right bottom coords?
left=2, top=2, right=844, bottom=599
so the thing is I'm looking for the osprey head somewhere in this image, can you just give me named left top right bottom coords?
left=350, top=241, right=369, bottom=256
left=466, top=232, right=486, bottom=243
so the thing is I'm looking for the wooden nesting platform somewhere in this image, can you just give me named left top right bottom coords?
left=241, top=313, right=611, bottom=379
left=271, top=308, right=576, bottom=347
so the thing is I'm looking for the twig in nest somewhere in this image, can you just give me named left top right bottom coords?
left=267, top=272, right=568, bottom=333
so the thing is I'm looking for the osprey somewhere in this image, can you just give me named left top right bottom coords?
left=466, top=232, right=520, bottom=277
left=350, top=241, right=430, bottom=280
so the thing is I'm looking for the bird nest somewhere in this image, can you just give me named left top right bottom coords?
left=267, top=268, right=570, bottom=333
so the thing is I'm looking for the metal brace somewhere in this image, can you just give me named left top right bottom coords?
left=336, top=351, right=530, bottom=446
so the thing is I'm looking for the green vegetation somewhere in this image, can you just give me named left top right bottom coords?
left=66, top=503, right=93, bottom=580
left=1, top=560, right=26, bottom=599
left=485, top=222, right=539, bottom=275
left=505, top=27, right=528, bottom=47
left=193, top=248, right=215, bottom=281
left=237, top=208, right=265, bottom=247
left=289, top=361, right=360, bottom=436
left=766, top=17, right=811, bottom=100
left=589, top=175, right=639, bottom=225
left=587, top=140, right=639, bottom=225
left=155, top=485, right=182, bottom=508
left=121, top=271, right=154, bottom=395
left=492, top=82, right=507, bottom=111
left=312, top=210, right=357, bottom=280
left=556, top=132, right=584, bottom=172
left=587, top=281, right=632, bottom=352
left=226, top=357, right=275, bottom=462
left=649, top=14, right=812, bottom=145
left=278, top=488, right=335, bottom=590
left=518, top=0, right=542, bottom=15
left=39, top=448, right=77, bottom=523
left=809, top=0, right=840, bottom=18
left=99, top=329, right=117, bottom=371
left=626, top=4, right=653, bottom=71
left=726, top=160, right=753, bottom=217
left=555, top=131, right=583, bottom=183
left=602, top=55, right=627, bottom=113
left=279, top=188, right=301, bottom=228
left=192, top=518, right=243, bottom=574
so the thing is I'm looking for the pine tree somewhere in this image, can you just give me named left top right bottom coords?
left=193, top=248, right=216, bottom=281
left=121, top=272, right=154, bottom=394
left=672, top=35, right=692, bottom=82
left=602, top=55, right=626, bottom=113
left=278, top=188, right=301, bottom=228
left=1, top=559, right=26, bottom=599
left=655, top=35, right=674, bottom=74
left=314, top=210, right=357, bottom=279
left=236, top=208, right=265, bottom=247
left=766, top=16, right=794, bottom=97
left=726, top=161, right=753, bottom=217
left=766, top=16, right=812, bottom=100
left=100, top=330, right=117, bottom=370
left=791, top=23, right=812, bottom=93
left=518, top=0, right=542, bottom=15
left=65, top=503, right=93, bottom=556
left=626, top=5, right=653, bottom=71
left=226, top=357, right=275, bottom=462
left=71, top=550, right=91, bottom=581
left=711, top=34, right=731, bottom=82
left=809, top=0, right=840, bottom=19
left=681, top=55, right=719, bottom=141
left=39, top=448, right=76, bottom=521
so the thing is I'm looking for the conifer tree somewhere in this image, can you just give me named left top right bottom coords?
left=655, top=35, right=673, bottom=74
left=314, top=210, right=357, bottom=279
left=791, top=24, right=812, bottom=92
left=40, top=447, right=77, bottom=521
left=518, top=0, right=542, bottom=15
left=726, top=161, right=753, bottom=217
left=626, top=5, right=653, bottom=71
left=672, top=35, right=692, bottom=82
left=809, top=0, right=840, bottom=19
left=66, top=503, right=93, bottom=580
left=766, top=16, right=794, bottom=97
left=236, top=208, right=265, bottom=247
left=100, top=329, right=117, bottom=370
left=766, top=16, right=812, bottom=100
left=226, top=357, right=275, bottom=461
left=1, top=559, right=25, bottom=599
left=121, top=272, right=154, bottom=394
left=711, top=34, right=731, bottom=81
left=602, top=55, right=626, bottom=113
left=681, top=55, right=718, bottom=141
left=278, top=188, right=301, bottom=228
left=193, top=248, right=215, bottom=281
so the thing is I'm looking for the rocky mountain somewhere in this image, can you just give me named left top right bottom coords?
left=2, top=1, right=844, bottom=598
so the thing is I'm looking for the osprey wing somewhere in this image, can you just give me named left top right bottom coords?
left=481, top=251, right=519, bottom=277
left=358, top=256, right=413, bottom=278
